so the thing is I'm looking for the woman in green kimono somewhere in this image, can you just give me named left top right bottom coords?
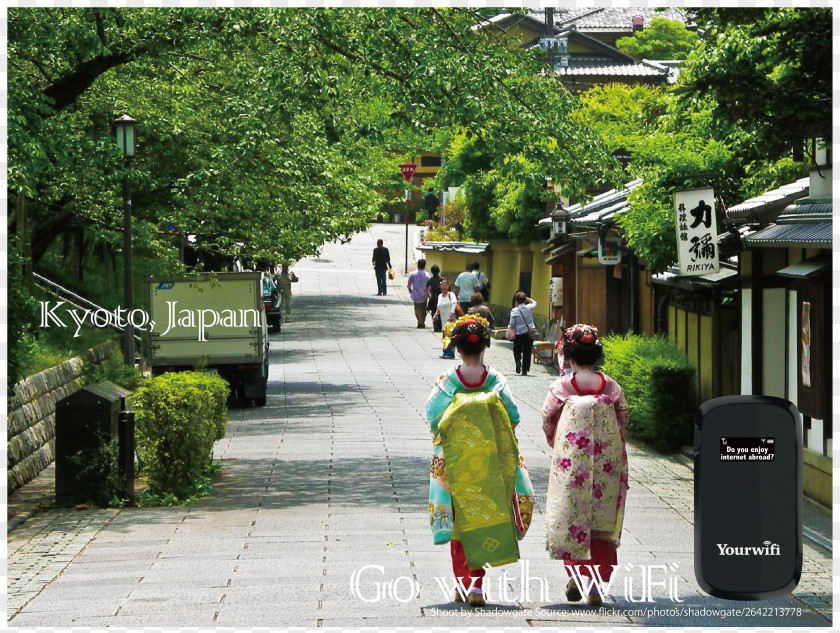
left=425, top=315, right=534, bottom=606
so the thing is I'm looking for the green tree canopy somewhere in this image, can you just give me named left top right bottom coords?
left=9, top=8, right=618, bottom=267
left=616, top=17, right=700, bottom=60
left=675, top=8, right=831, bottom=160
left=574, top=83, right=670, bottom=156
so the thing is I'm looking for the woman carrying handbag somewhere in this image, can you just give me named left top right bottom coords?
left=508, top=292, right=538, bottom=376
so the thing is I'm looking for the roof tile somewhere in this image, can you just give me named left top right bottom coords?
left=728, top=177, right=810, bottom=221
left=554, top=7, right=690, bottom=30
left=743, top=223, right=832, bottom=249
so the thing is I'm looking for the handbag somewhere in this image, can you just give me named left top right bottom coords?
left=505, top=326, right=516, bottom=341
left=387, top=268, right=396, bottom=280
left=527, top=324, right=539, bottom=340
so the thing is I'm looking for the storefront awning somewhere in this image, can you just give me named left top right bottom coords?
left=652, top=265, right=739, bottom=289
left=544, top=243, right=576, bottom=264
left=776, top=260, right=830, bottom=279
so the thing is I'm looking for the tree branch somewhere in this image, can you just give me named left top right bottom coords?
left=316, top=36, right=407, bottom=84
left=94, top=10, right=108, bottom=48
left=41, top=50, right=133, bottom=113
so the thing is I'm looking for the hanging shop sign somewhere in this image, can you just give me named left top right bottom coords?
left=597, top=235, right=623, bottom=265
left=674, top=188, right=720, bottom=276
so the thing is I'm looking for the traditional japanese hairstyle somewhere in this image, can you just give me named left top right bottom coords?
left=447, top=314, right=491, bottom=355
left=562, top=323, right=603, bottom=367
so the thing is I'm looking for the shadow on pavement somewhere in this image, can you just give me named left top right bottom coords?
left=93, top=455, right=431, bottom=525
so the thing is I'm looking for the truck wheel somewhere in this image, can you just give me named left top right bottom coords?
left=255, top=395, right=267, bottom=407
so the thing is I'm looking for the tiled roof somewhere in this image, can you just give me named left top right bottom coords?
left=739, top=186, right=832, bottom=248
left=568, top=179, right=641, bottom=225
left=478, top=11, right=553, bottom=33
left=555, top=59, right=670, bottom=77
left=484, top=8, right=692, bottom=36
left=727, top=177, right=810, bottom=222
left=417, top=241, right=490, bottom=255
left=553, top=8, right=600, bottom=25
left=776, top=201, right=832, bottom=223
left=574, top=199, right=630, bottom=224
left=555, top=7, right=691, bottom=31
left=743, top=222, right=832, bottom=249
left=538, top=180, right=642, bottom=230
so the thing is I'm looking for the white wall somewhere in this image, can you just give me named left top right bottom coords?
left=741, top=288, right=752, bottom=394
left=807, top=418, right=824, bottom=453
left=761, top=288, right=787, bottom=398
left=787, top=290, right=798, bottom=405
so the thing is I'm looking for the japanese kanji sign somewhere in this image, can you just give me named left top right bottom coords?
left=399, top=163, right=417, bottom=182
left=674, top=188, right=720, bottom=276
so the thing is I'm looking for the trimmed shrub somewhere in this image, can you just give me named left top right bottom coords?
left=84, top=353, right=146, bottom=390
left=131, top=371, right=229, bottom=496
left=601, top=333, right=696, bottom=452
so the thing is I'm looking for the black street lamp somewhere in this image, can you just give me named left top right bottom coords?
left=113, top=115, right=137, bottom=365
left=551, top=203, right=570, bottom=240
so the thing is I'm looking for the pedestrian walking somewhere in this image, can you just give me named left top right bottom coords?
left=426, top=265, right=443, bottom=332
left=372, top=239, right=392, bottom=296
left=424, top=187, right=439, bottom=223
left=454, top=265, right=479, bottom=314
left=426, top=315, right=534, bottom=606
left=508, top=292, right=537, bottom=376
left=472, top=262, right=491, bottom=302
left=467, top=292, right=494, bottom=329
left=275, top=264, right=298, bottom=323
left=432, top=279, right=461, bottom=359
left=540, top=324, right=629, bottom=607
left=408, top=259, right=431, bottom=328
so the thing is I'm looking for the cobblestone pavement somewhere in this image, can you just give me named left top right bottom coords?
left=7, top=223, right=832, bottom=627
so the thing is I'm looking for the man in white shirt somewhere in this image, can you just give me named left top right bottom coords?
left=454, top=266, right=479, bottom=314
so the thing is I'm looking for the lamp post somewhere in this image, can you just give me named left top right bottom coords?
left=551, top=203, right=570, bottom=240
left=113, top=115, right=137, bottom=366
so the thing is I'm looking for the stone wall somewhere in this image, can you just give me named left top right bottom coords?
left=7, top=341, right=117, bottom=493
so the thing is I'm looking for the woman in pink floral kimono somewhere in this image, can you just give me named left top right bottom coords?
left=541, top=324, right=628, bottom=606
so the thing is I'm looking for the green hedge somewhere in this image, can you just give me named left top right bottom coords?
left=601, top=333, right=696, bottom=452
left=131, top=371, right=229, bottom=496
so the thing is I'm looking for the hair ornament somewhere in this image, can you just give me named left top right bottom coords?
left=453, top=314, right=489, bottom=330
left=564, top=323, right=601, bottom=347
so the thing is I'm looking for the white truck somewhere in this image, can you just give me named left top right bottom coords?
left=144, top=272, right=269, bottom=406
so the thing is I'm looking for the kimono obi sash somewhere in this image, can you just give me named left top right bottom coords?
left=438, top=390, right=520, bottom=568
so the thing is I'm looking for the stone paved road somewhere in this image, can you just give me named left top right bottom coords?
left=7, top=223, right=832, bottom=627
